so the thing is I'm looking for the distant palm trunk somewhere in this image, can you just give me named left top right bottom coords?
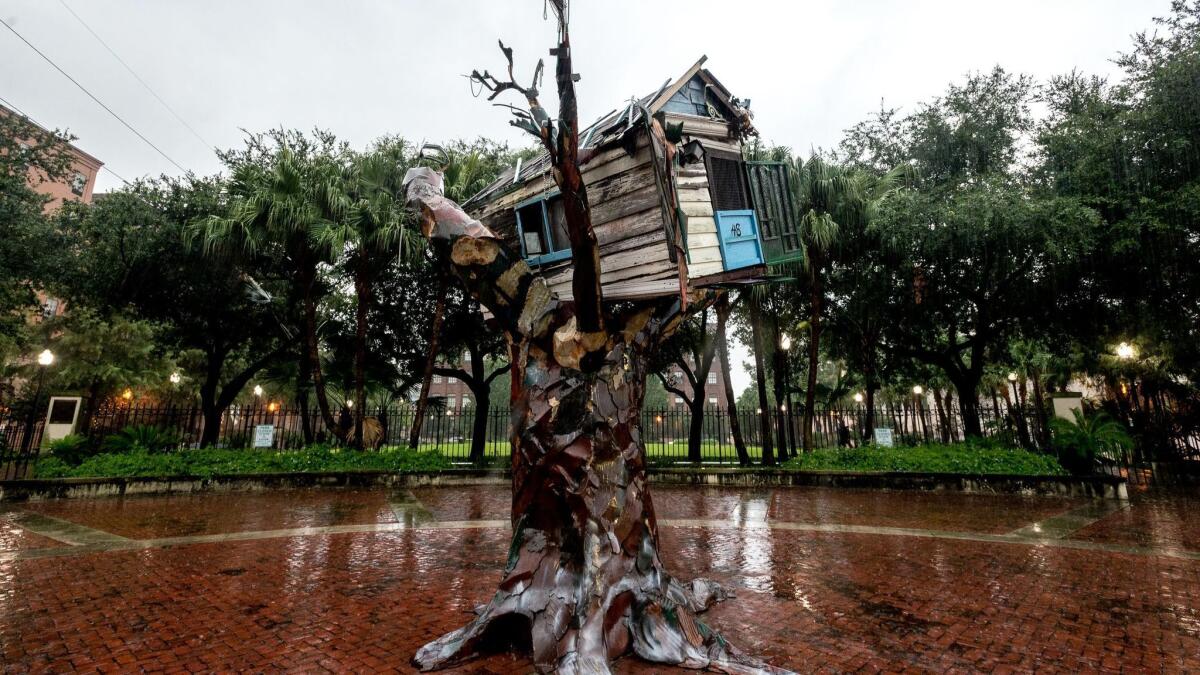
left=408, top=274, right=447, bottom=449
left=749, top=296, right=775, bottom=466
left=716, top=298, right=749, bottom=465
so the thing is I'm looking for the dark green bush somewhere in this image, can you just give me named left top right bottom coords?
left=32, top=445, right=451, bottom=479
left=47, top=434, right=96, bottom=466
left=1050, top=409, right=1133, bottom=475
left=782, top=438, right=1066, bottom=475
left=101, top=425, right=182, bottom=454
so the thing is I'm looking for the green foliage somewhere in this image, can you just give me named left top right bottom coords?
left=100, top=425, right=183, bottom=455
left=47, top=434, right=94, bottom=467
left=782, top=439, right=1066, bottom=475
left=41, top=308, right=175, bottom=400
left=32, top=445, right=450, bottom=479
left=1050, top=409, right=1133, bottom=475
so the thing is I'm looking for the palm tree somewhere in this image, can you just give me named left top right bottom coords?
left=310, top=140, right=418, bottom=448
left=200, top=133, right=348, bottom=444
left=788, top=155, right=910, bottom=452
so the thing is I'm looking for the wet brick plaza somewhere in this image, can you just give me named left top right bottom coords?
left=2, top=484, right=1199, bottom=673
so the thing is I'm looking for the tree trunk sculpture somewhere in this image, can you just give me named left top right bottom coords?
left=402, top=6, right=789, bottom=672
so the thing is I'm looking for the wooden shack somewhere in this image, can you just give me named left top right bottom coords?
left=463, top=56, right=803, bottom=303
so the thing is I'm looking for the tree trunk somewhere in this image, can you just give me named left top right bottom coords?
left=802, top=264, right=822, bottom=452
left=467, top=346, right=489, bottom=465
left=199, top=401, right=222, bottom=448
left=351, top=248, right=372, bottom=450
left=748, top=297, right=775, bottom=466
left=864, top=385, right=877, bottom=443
left=955, top=377, right=983, bottom=438
left=405, top=166, right=781, bottom=674
left=468, top=386, right=489, bottom=465
left=409, top=273, right=447, bottom=449
left=716, top=300, right=750, bottom=465
left=1031, top=371, right=1049, bottom=449
left=687, top=395, right=705, bottom=464
left=296, top=353, right=314, bottom=444
left=301, top=267, right=342, bottom=443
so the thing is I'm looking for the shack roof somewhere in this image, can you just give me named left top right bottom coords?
left=463, top=56, right=747, bottom=210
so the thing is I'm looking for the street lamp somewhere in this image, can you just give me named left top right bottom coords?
left=253, top=385, right=264, bottom=397
left=1116, top=342, right=1135, bottom=360
left=912, top=385, right=923, bottom=396
left=21, top=349, right=55, bottom=453
left=121, top=388, right=133, bottom=401
left=853, top=392, right=864, bottom=403
left=779, top=335, right=792, bottom=351
left=169, top=372, right=181, bottom=385
left=346, top=399, right=354, bottom=409
left=1007, top=372, right=1018, bottom=382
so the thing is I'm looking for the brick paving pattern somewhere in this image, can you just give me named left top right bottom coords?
left=1, top=485, right=1198, bottom=673
left=21, top=488, right=397, bottom=539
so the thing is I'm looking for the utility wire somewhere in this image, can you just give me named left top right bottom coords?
left=56, top=0, right=216, bottom=153
left=0, top=15, right=190, bottom=174
left=1, top=92, right=140, bottom=190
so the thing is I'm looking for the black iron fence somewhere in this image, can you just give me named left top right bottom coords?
left=3, top=398, right=1196, bottom=482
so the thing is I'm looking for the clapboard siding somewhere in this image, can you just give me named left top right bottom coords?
left=675, top=162, right=725, bottom=278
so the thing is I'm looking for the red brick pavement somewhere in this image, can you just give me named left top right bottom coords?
left=1071, top=490, right=1200, bottom=552
left=20, top=489, right=397, bottom=539
left=0, top=512, right=66, bottom=551
left=2, top=494, right=1199, bottom=673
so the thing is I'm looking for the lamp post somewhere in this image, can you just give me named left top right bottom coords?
left=912, top=385, right=930, bottom=441
left=779, top=334, right=795, bottom=456
left=20, top=349, right=55, bottom=453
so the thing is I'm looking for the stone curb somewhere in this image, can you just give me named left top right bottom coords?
left=0, top=467, right=1126, bottom=502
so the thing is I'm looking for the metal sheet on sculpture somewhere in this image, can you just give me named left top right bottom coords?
left=874, top=427, right=894, bottom=447
left=253, top=424, right=275, bottom=448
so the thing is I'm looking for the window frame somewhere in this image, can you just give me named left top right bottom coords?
left=515, top=191, right=573, bottom=266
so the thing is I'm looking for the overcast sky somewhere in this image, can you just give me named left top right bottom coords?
left=1, top=0, right=1171, bottom=393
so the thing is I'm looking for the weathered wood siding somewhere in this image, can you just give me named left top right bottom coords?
left=473, top=135, right=678, bottom=301
left=661, top=112, right=744, bottom=282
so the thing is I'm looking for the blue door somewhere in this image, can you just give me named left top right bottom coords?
left=715, top=210, right=765, bottom=271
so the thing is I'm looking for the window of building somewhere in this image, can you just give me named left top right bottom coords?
left=70, top=172, right=87, bottom=196
left=516, top=193, right=572, bottom=265
left=708, top=397, right=718, bottom=406
left=707, top=372, right=717, bottom=384
left=41, top=298, right=59, bottom=318
left=675, top=397, right=683, bottom=404
left=432, top=375, right=441, bottom=383
left=446, top=396, right=456, bottom=409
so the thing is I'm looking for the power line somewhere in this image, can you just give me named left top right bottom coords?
left=0, top=14, right=190, bottom=174
left=1, top=92, right=138, bottom=190
left=56, top=0, right=216, bottom=153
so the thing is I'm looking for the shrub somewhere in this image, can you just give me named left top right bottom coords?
left=47, top=434, right=96, bottom=466
left=1050, top=409, right=1133, bottom=475
left=783, top=438, right=1066, bottom=475
left=101, top=425, right=182, bottom=454
left=32, top=445, right=451, bottom=479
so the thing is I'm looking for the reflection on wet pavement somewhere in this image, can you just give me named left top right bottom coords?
left=1, top=485, right=1198, bottom=672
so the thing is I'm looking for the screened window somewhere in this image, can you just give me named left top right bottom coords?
left=707, top=373, right=717, bottom=384
left=516, top=193, right=572, bottom=265
left=707, top=154, right=749, bottom=211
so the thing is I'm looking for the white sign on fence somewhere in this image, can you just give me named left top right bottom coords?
left=873, top=427, right=894, bottom=447
left=253, top=424, right=276, bottom=448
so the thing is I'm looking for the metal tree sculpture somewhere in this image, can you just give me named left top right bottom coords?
left=405, top=3, right=790, bottom=673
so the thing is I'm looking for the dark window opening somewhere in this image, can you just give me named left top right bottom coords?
left=708, top=155, right=749, bottom=212
left=516, top=194, right=572, bottom=265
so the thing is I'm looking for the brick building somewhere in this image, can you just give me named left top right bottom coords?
left=664, top=356, right=727, bottom=410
